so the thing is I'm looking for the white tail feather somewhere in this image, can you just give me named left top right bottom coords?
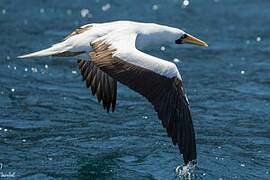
left=18, top=50, right=57, bottom=58
left=17, top=42, right=70, bottom=58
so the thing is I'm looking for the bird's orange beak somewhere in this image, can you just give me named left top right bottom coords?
left=181, top=34, right=208, bottom=47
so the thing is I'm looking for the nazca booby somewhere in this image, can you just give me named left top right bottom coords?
left=18, top=21, right=208, bottom=165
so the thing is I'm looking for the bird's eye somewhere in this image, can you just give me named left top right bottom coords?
left=181, top=34, right=188, bottom=39
left=175, top=34, right=188, bottom=44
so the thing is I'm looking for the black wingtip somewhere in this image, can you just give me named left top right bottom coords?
left=185, top=159, right=197, bottom=166
left=181, top=146, right=197, bottom=165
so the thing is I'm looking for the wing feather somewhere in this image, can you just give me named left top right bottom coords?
left=77, top=59, right=117, bottom=112
left=89, top=41, right=197, bottom=165
left=64, top=25, right=92, bottom=41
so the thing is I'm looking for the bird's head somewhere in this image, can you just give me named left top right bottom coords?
left=175, top=32, right=208, bottom=47
left=153, top=25, right=208, bottom=47
left=136, top=24, right=208, bottom=49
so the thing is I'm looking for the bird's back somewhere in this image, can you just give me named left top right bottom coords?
left=18, top=20, right=177, bottom=59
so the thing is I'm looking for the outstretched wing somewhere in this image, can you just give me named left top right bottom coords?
left=77, top=59, right=117, bottom=112
left=89, top=33, right=197, bottom=164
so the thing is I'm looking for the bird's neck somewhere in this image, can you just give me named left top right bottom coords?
left=135, top=25, right=179, bottom=50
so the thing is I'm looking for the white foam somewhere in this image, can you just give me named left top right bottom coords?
left=182, top=0, right=189, bottom=8
left=175, top=162, right=195, bottom=179
left=40, top=8, right=45, bottom=13
left=81, top=9, right=89, bottom=17
left=183, top=0, right=189, bottom=6
left=67, top=9, right=72, bottom=15
left=160, top=46, right=165, bottom=51
left=102, top=3, right=111, bottom=11
left=152, top=5, right=159, bottom=10
left=31, top=67, right=38, bottom=73
left=173, top=58, right=180, bottom=63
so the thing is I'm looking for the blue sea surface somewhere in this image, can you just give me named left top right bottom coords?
left=0, top=0, right=269, bottom=179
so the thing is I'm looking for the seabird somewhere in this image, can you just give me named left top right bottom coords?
left=18, top=21, right=208, bottom=165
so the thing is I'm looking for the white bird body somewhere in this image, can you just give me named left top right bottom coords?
left=19, top=20, right=208, bottom=165
left=19, top=21, right=183, bottom=78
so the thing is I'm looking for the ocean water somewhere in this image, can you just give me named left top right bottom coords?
left=0, top=0, right=269, bottom=179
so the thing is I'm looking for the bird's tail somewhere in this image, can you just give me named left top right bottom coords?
left=17, top=41, right=77, bottom=58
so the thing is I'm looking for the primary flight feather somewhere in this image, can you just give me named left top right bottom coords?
left=18, top=20, right=208, bottom=165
